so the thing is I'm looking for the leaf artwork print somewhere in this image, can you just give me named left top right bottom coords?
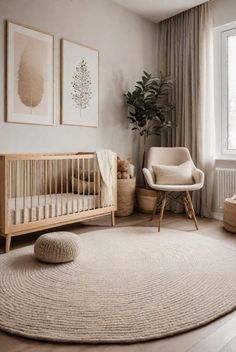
left=17, top=38, right=45, bottom=113
left=71, top=59, right=92, bottom=117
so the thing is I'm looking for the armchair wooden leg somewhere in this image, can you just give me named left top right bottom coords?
left=186, top=191, right=198, bottom=230
left=183, top=195, right=192, bottom=219
left=158, top=192, right=167, bottom=232
left=5, top=234, right=12, bottom=253
left=111, top=211, right=115, bottom=227
left=151, top=191, right=161, bottom=220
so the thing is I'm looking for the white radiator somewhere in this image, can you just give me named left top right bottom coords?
left=216, top=168, right=236, bottom=208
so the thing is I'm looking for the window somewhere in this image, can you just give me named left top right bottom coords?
left=221, top=26, right=236, bottom=155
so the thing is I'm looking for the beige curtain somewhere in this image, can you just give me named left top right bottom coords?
left=159, top=2, right=215, bottom=217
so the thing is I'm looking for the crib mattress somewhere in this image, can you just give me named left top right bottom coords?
left=8, top=193, right=99, bottom=225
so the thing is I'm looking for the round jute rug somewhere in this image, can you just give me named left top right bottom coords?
left=0, top=227, right=236, bottom=343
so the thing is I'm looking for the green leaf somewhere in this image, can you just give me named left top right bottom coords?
left=124, top=71, right=175, bottom=137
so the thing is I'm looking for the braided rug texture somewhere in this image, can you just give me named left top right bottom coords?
left=0, top=227, right=236, bottom=343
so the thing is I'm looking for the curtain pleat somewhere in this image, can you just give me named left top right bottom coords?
left=159, top=2, right=215, bottom=217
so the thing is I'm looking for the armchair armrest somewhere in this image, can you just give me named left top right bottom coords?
left=143, top=168, right=155, bottom=188
left=192, top=168, right=204, bottom=187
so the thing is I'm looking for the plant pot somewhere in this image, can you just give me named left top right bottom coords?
left=136, top=186, right=158, bottom=214
left=116, top=177, right=136, bottom=217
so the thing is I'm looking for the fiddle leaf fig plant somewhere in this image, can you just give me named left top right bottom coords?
left=124, top=71, right=175, bottom=168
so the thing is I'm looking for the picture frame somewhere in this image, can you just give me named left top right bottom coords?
left=6, top=21, right=54, bottom=125
left=61, top=39, right=99, bottom=127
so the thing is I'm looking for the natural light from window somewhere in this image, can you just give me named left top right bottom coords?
left=228, top=35, right=236, bottom=150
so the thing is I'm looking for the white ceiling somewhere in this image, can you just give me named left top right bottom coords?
left=112, top=0, right=208, bottom=23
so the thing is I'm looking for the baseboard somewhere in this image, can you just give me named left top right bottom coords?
left=211, top=212, right=223, bottom=221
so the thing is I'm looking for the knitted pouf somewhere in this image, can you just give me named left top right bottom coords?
left=34, top=232, right=79, bottom=263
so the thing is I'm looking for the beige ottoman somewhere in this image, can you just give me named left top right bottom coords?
left=34, top=232, right=79, bottom=263
left=223, top=196, right=236, bottom=233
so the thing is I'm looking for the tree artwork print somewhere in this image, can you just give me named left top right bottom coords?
left=71, top=59, right=92, bottom=118
left=62, top=40, right=98, bottom=127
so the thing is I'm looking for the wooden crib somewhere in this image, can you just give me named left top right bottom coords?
left=0, top=152, right=117, bottom=253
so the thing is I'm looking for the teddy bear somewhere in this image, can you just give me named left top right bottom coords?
left=117, top=157, right=133, bottom=179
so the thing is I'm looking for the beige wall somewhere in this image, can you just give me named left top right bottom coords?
left=0, top=0, right=157, bottom=169
left=212, top=0, right=236, bottom=27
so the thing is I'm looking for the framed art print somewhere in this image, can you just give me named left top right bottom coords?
left=7, top=22, right=54, bottom=125
left=61, top=39, right=98, bottom=127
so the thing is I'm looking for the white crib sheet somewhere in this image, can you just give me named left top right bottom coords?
left=8, top=193, right=99, bottom=225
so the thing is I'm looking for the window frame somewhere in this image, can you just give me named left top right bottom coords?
left=221, top=27, right=236, bottom=155
left=214, top=22, right=236, bottom=159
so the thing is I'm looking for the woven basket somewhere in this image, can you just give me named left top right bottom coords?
left=136, top=187, right=158, bottom=214
left=116, top=177, right=136, bottom=217
left=223, top=196, right=236, bottom=233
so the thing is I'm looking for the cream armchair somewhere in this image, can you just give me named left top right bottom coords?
left=143, top=147, right=204, bottom=231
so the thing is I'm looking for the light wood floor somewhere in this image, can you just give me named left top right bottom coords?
left=0, top=212, right=236, bottom=352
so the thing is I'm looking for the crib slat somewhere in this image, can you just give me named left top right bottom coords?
left=15, top=160, right=17, bottom=224
left=38, top=160, right=40, bottom=220
left=77, top=158, right=80, bottom=213
left=97, top=158, right=101, bottom=209
left=20, top=160, right=23, bottom=221
left=82, top=158, right=85, bottom=211
left=61, top=159, right=63, bottom=216
left=44, top=160, right=46, bottom=219
left=9, top=160, right=11, bottom=199
left=30, top=160, right=33, bottom=221
left=12, top=161, right=14, bottom=200
left=33, top=160, right=35, bottom=218
left=33, top=160, right=35, bottom=214
left=26, top=160, right=29, bottom=222
left=50, top=159, right=52, bottom=217
left=88, top=158, right=90, bottom=209
left=55, top=160, right=58, bottom=217
left=66, top=159, right=69, bottom=214
left=41, top=160, right=44, bottom=219
left=23, top=160, right=26, bottom=222
left=94, top=158, right=96, bottom=209
left=71, top=159, right=74, bottom=213
left=42, top=160, right=44, bottom=198
left=40, top=160, right=42, bottom=197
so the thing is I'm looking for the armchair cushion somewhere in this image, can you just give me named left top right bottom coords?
left=152, top=161, right=194, bottom=185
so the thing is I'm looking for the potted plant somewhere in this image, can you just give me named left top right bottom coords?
left=124, top=71, right=175, bottom=213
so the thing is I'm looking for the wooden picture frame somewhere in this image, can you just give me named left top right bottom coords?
left=61, top=39, right=99, bottom=127
left=6, top=21, right=54, bottom=125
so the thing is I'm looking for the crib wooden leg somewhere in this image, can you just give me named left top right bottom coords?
left=111, top=211, right=115, bottom=227
left=5, top=234, right=12, bottom=253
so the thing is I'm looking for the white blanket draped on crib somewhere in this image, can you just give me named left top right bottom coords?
left=96, top=150, right=116, bottom=207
